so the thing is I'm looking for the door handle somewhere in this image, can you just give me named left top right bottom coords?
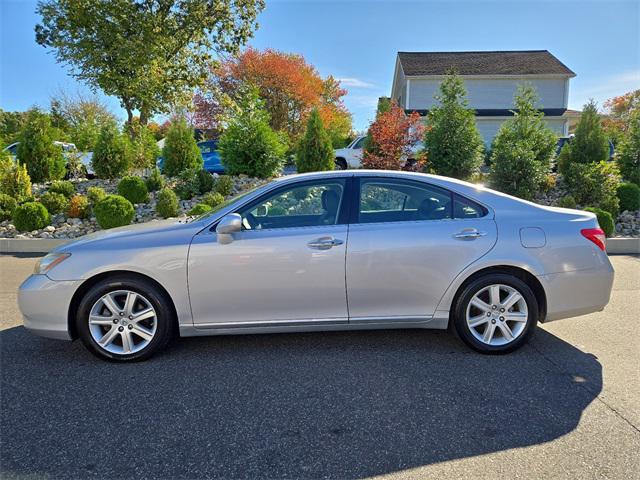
left=454, top=229, right=487, bottom=240
left=307, top=237, right=344, bottom=250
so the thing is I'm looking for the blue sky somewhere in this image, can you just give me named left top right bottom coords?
left=1, top=0, right=638, bottom=131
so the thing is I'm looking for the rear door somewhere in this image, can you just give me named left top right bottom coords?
left=346, top=177, right=497, bottom=321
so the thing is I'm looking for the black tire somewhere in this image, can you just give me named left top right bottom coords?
left=452, top=273, right=538, bottom=354
left=335, top=158, right=348, bottom=170
left=75, top=275, right=175, bottom=362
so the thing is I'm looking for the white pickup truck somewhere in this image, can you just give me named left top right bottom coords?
left=3, top=141, right=94, bottom=178
left=334, top=135, right=424, bottom=169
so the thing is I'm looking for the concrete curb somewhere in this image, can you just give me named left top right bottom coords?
left=0, top=238, right=69, bottom=254
left=0, top=237, right=638, bottom=255
left=606, top=238, right=640, bottom=255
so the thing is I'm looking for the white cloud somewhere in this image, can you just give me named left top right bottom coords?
left=569, top=70, right=640, bottom=110
left=336, top=77, right=376, bottom=89
left=345, top=94, right=380, bottom=108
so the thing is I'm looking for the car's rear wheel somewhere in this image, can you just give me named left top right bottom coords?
left=75, top=276, right=174, bottom=362
left=452, top=274, right=538, bottom=354
left=335, top=158, right=348, bottom=170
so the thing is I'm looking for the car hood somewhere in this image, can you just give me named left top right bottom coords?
left=56, top=218, right=203, bottom=252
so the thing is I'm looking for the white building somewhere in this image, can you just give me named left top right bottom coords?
left=390, top=50, right=576, bottom=146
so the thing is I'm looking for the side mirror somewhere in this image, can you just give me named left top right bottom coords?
left=216, top=213, right=242, bottom=235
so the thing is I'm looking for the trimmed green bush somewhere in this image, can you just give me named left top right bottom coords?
left=156, top=188, right=179, bottom=218
left=94, top=194, right=135, bottom=229
left=86, top=186, right=106, bottom=205
left=0, top=162, right=32, bottom=202
left=92, top=123, right=130, bottom=179
left=188, top=203, right=213, bottom=216
left=557, top=195, right=577, bottom=209
left=117, top=176, right=149, bottom=204
left=48, top=180, right=75, bottom=198
left=12, top=202, right=51, bottom=232
left=219, top=87, right=286, bottom=178
left=66, top=194, right=90, bottom=219
left=40, top=191, right=69, bottom=214
left=202, top=191, right=224, bottom=208
left=197, top=170, right=215, bottom=194
left=16, top=109, right=66, bottom=182
left=617, top=182, right=640, bottom=212
left=0, top=193, right=17, bottom=221
left=215, top=175, right=234, bottom=196
left=174, top=168, right=201, bottom=200
left=145, top=167, right=164, bottom=192
left=296, top=108, right=334, bottom=173
left=561, top=161, right=620, bottom=216
left=161, top=118, right=202, bottom=176
left=584, top=207, right=615, bottom=237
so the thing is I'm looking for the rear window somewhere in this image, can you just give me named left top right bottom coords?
left=453, top=194, right=487, bottom=219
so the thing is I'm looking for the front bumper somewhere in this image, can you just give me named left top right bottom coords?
left=18, top=274, right=81, bottom=340
left=539, top=263, right=615, bottom=322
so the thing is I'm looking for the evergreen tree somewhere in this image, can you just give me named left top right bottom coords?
left=296, top=108, right=334, bottom=173
left=617, top=110, right=640, bottom=185
left=489, top=85, right=557, bottom=199
left=16, top=109, right=66, bottom=182
left=91, top=123, right=130, bottom=179
left=424, top=71, right=484, bottom=180
left=161, top=118, right=202, bottom=177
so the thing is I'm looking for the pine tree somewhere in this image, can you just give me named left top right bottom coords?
left=296, top=108, right=334, bottom=173
left=489, top=85, right=557, bottom=199
left=424, top=71, right=484, bottom=180
left=161, top=118, right=202, bottom=177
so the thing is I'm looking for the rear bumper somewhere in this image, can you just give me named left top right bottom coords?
left=539, top=262, right=615, bottom=322
left=18, top=274, right=80, bottom=340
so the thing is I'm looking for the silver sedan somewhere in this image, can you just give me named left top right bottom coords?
left=19, top=171, right=614, bottom=361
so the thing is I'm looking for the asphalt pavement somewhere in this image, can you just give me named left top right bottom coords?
left=0, top=254, right=638, bottom=479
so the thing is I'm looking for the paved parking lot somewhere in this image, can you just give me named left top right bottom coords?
left=1, top=254, right=638, bottom=479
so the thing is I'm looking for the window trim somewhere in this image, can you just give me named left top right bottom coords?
left=231, top=176, right=354, bottom=232
left=351, top=177, right=488, bottom=225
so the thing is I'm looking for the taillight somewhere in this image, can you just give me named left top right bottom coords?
left=581, top=228, right=606, bottom=251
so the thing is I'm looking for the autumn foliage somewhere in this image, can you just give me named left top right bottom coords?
left=362, top=102, right=425, bottom=170
left=194, top=48, right=352, bottom=147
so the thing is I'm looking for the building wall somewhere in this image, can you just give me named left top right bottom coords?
left=406, top=77, right=568, bottom=111
left=474, top=117, right=568, bottom=146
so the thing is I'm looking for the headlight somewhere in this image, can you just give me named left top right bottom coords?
left=34, top=253, right=71, bottom=274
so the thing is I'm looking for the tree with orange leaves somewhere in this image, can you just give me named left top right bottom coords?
left=602, top=89, right=640, bottom=146
left=362, top=101, right=425, bottom=170
left=194, top=47, right=352, bottom=148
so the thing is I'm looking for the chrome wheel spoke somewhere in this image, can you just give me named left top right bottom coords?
left=505, top=311, right=527, bottom=322
left=497, top=322, right=514, bottom=341
left=89, top=315, right=114, bottom=326
left=123, top=292, right=138, bottom=316
left=121, top=330, right=134, bottom=354
left=470, top=297, right=491, bottom=313
left=501, top=291, right=522, bottom=311
left=489, top=285, right=501, bottom=306
left=98, top=326, right=119, bottom=347
left=468, top=314, right=488, bottom=328
left=101, top=294, right=121, bottom=316
left=132, top=308, right=155, bottom=323
left=131, top=324, right=154, bottom=342
left=482, top=323, right=496, bottom=343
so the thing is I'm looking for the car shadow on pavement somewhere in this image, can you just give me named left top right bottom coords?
left=1, top=325, right=601, bottom=479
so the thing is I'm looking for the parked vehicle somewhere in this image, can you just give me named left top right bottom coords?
left=556, top=135, right=615, bottom=158
left=19, top=170, right=614, bottom=361
left=156, top=140, right=224, bottom=174
left=334, top=136, right=424, bottom=169
left=2, top=141, right=94, bottom=178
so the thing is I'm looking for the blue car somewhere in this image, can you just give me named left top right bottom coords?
left=157, top=140, right=224, bottom=174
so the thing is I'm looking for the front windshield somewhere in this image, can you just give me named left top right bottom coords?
left=189, top=184, right=265, bottom=222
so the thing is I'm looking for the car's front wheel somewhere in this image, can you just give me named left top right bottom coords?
left=335, top=158, right=348, bottom=170
left=75, top=276, right=175, bottom=362
left=452, top=274, right=538, bottom=354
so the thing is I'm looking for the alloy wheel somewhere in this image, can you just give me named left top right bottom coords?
left=465, top=284, right=528, bottom=346
left=88, top=290, right=158, bottom=355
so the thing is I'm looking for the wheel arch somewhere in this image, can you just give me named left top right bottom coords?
left=67, top=270, right=179, bottom=340
left=448, top=265, right=547, bottom=324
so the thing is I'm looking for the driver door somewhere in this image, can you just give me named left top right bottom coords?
left=188, top=177, right=351, bottom=327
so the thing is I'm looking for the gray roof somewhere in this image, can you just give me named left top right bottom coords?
left=398, top=50, right=575, bottom=76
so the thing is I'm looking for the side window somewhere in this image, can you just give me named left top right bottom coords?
left=453, top=194, right=487, bottom=219
left=358, top=179, right=452, bottom=224
left=352, top=137, right=365, bottom=149
left=239, top=179, right=346, bottom=230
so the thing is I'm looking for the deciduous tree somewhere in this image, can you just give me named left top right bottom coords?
left=36, top=0, right=264, bottom=125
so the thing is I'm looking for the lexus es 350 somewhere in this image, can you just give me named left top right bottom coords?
left=18, top=171, right=614, bottom=361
